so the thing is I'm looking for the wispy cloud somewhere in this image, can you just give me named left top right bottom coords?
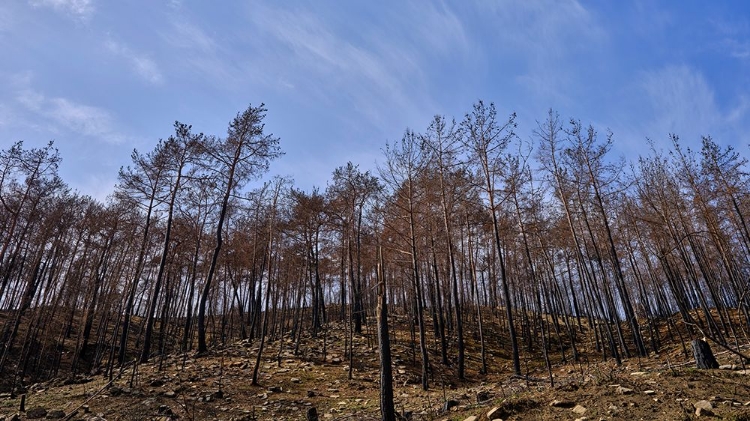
left=0, top=104, right=12, bottom=128
left=641, top=65, right=720, bottom=138
left=409, top=1, right=469, bottom=57
left=479, top=0, right=604, bottom=56
left=160, top=18, right=246, bottom=89
left=0, top=4, right=11, bottom=33
left=70, top=173, right=117, bottom=201
left=8, top=74, right=124, bottom=143
left=244, top=2, right=463, bottom=130
left=709, top=17, right=750, bottom=62
left=725, top=38, right=750, bottom=59
left=635, top=65, right=749, bottom=150
left=476, top=0, right=606, bottom=104
left=164, top=19, right=217, bottom=53
left=19, top=91, right=122, bottom=142
left=105, top=40, right=163, bottom=85
left=28, top=0, right=94, bottom=21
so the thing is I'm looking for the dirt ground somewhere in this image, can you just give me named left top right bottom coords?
left=1, top=322, right=749, bottom=421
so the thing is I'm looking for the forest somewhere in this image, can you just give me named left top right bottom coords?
left=1, top=100, right=749, bottom=403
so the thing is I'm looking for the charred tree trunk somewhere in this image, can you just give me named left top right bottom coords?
left=376, top=246, right=396, bottom=421
left=691, top=339, right=719, bottom=369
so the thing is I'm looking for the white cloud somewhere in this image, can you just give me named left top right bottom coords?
left=244, top=3, right=445, bottom=129
left=69, top=174, right=117, bottom=201
left=9, top=75, right=124, bottom=143
left=709, top=17, right=750, bottom=62
left=160, top=19, right=246, bottom=89
left=476, top=0, right=606, bottom=104
left=478, top=0, right=604, bottom=56
left=105, top=40, right=163, bottom=85
left=720, top=37, right=750, bottom=60
left=28, top=0, right=94, bottom=20
left=624, top=64, right=749, bottom=156
left=640, top=65, right=721, bottom=139
left=410, top=1, right=469, bottom=57
left=47, top=97, right=119, bottom=139
left=164, top=20, right=217, bottom=53
left=0, top=104, right=12, bottom=127
left=0, top=4, right=12, bottom=33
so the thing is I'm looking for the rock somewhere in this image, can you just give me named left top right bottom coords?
left=644, top=390, right=656, bottom=395
left=616, top=386, right=634, bottom=395
left=45, top=410, right=65, bottom=419
left=693, top=400, right=715, bottom=417
left=630, top=371, right=647, bottom=376
left=695, top=407, right=714, bottom=417
left=694, top=400, right=714, bottom=410
left=163, top=390, right=176, bottom=398
left=268, top=386, right=282, bottom=393
left=443, top=399, right=460, bottom=412
left=26, top=407, right=48, bottom=419
left=571, top=404, right=587, bottom=415
left=477, top=391, right=491, bottom=402
left=486, top=407, right=500, bottom=419
left=157, top=405, right=173, bottom=415
left=550, top=399, right=575, bottom=408
left=291, top=377, right=301, bottom=383
left=718, top=364, right=736, bottom=370
left=463, top=416, right=478, bottom=421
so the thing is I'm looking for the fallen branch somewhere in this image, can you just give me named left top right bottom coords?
left=62, top=361, right=135, bottom=421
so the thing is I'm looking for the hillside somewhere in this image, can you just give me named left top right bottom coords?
left=1, top=318, right=749, bottom=421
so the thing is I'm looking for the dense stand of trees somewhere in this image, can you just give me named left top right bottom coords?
left=1, top=102, right=749, bottom=397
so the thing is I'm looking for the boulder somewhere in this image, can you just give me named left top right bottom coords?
left=26, top=407, right=47, bottom=419
left=549, top=399, right=575, bottom=408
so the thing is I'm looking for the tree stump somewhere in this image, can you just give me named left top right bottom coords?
left=691, top=339, right=719, bottom=369
left=306, top=407, right=319, bottom=421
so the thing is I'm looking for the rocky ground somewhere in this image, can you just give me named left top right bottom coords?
left=1, top=322, right=749, bottom=420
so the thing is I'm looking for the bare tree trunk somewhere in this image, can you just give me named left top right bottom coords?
left=376, top=246, right=396, bottom=421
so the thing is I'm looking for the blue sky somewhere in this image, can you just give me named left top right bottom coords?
left=1, top=1, right=749, bottom=199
